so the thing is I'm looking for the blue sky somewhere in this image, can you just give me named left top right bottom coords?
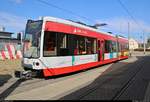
left=0, top=0, right=150, bottom=42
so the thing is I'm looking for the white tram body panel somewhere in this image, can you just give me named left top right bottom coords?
left=23, top=58, right=44, bottom=70
left=40, top=54, right=98, bottom=69
left=23, top=54, right=98, bottom=70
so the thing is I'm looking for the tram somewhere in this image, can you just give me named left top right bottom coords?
left=22, top=16, right=129, bottom=77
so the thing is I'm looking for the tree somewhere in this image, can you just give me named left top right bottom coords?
left=147, top=37, right=150, bottom=49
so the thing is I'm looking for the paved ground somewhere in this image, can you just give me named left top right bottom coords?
left=0, top=60, right=22, bottom=89
left=61, top=52, right=150, bottom=101
left=0, top=51, right=150, bottom=101
left=3, top=63, right=113, bottom=100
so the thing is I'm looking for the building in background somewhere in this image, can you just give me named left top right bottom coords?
left=129, top=38, right=139, bottom=50
left=0, top=31, right=12, bottom=38
left=0, top=26, right=22, bottom=60
left=0, top=31, right=21, bottom=44
left=0, top=26, right=21, bottom=50
left=147, top=37, right=150, bottom=49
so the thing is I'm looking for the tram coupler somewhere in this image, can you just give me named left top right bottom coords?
left=15, top=70, right=35, bottom=80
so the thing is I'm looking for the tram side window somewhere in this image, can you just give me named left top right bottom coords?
left=78, top=36, right=86, bottom=54
left=120, top=43, right=123, bottom=51
left=86, top=37, right=97, bottom=54
left=57, top=33, right=68, bottom=56
left=105, top=40, right=117, bottom=53
left=77, top=36, right=97, bottom=55
left=121, top=43, right=124, bottom=51
left=121, top=43, right=126, bottom=51
left=43, top=31, right=57, bottom=56
left=59, top=33, right=66, bottom=48
left=118, top=42, right=121, bottom=52
left=112, top=41, right=117, bottom=52
left=93, top=39, right=97, bottom=54
left=43, top=31, right=97, bottom=56
left=67, top=35, right=97, bottom=55
left=126, top=43, right=129, bottom=50
left=86, top=38, right=92, bottom=54
left=109, top=41, right=113, bottom=53
left=123, top=43, right=128, bottom=51
left=67, top=35, right=79, bottom=55
left=105, top=40, right=111, bottom=53
left=122, top=43, right=128, bottom=51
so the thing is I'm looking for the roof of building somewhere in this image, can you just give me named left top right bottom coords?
left=0, top=31, right=13, bottom=34
left=0, top=37, right=18, bottom=40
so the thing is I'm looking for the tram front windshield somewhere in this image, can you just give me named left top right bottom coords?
left=23, top=20, right=42, bottom=58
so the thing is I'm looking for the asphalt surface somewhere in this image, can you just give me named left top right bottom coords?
left=61, top=53, right=150, bottom=101
left=0, top=51, right=149, bottom=101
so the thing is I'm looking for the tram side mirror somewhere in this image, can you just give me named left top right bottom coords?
left=60, top=48, right=69, bottom=56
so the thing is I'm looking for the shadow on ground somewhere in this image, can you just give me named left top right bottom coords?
left=0, top=53, right=149, bottom=100
left=0, top=75, right=12, bottom=87
left=60, top=56, right=148, bottom=100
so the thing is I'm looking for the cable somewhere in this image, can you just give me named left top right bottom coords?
left=117, top=0, right=144, bottom=31
left=36, top=0, right=94, bottom=23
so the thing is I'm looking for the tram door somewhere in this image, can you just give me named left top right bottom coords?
left=101, top=40, right=105, bottom=61
left=98, top=39, right=104, bottom=61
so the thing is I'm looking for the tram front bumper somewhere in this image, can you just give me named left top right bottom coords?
left=15, top=70, right=33, bottom=79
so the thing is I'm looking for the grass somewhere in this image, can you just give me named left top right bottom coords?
left=0, top=59, right=23, bottom=76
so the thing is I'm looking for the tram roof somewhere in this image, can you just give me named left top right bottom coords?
left=117, top=36, right=128, bottom=40
left=42, top=16, right=116, bottom=38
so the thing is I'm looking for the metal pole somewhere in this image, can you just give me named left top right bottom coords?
left=128, top=22, right=131, bottom=56
left=143, top=31, right=146, bottom=54
left=20, top=31, right=24, bottom=52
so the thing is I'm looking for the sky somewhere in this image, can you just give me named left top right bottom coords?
left=0, top=0, right=150, bottom=42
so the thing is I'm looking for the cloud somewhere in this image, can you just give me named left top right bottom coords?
left=96, top=17, right=150, bottom=36
left=0, top=11, right=26, bottom=32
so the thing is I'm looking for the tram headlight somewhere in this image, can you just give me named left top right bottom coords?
left=33, top=62, right=40, bottom=66
left=36, top=62, right=40, bottom=66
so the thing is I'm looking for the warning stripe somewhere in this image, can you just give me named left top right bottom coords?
left=6, top=44, right=14, bottom=59
left=0, top=44, right=23, bottom=60
left=1, top=50, right=6, bottom=60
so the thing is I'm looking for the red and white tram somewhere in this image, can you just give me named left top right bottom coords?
left=23, top=16, right=129, bottom=77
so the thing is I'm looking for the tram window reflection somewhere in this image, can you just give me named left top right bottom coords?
left=43, top=31, right=97, bottom=57
left=43, top=31, right=57, bottom=56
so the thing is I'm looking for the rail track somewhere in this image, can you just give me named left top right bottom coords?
left=60, top=56, right=147, bottom=100
left=112, top=56, right=147, bottom=100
